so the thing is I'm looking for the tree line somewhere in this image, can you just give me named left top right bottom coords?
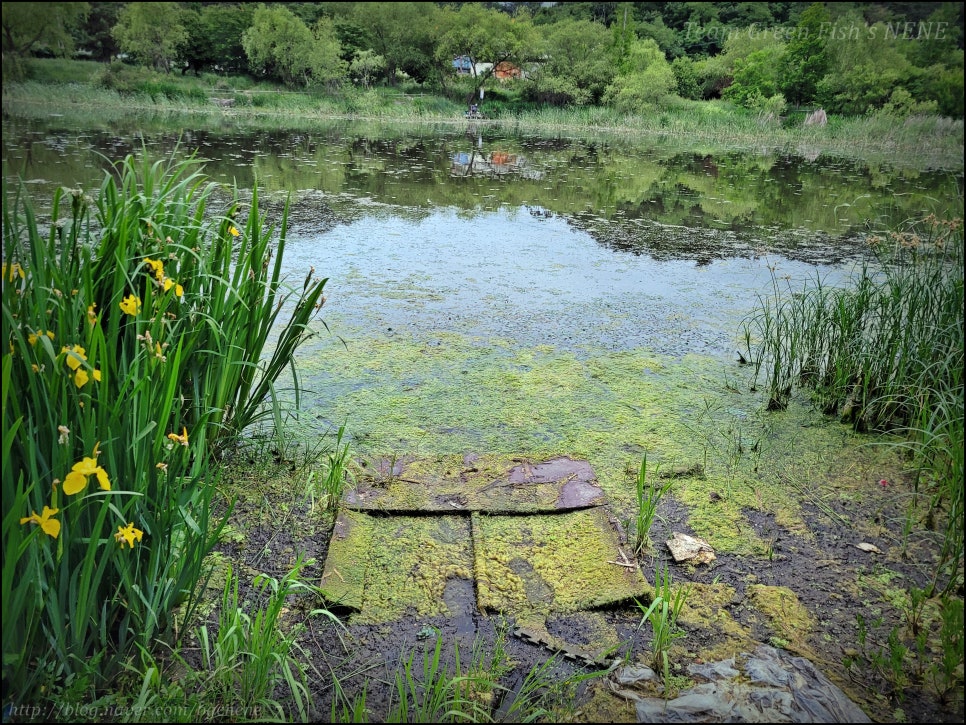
left=2, top=2, right=963, bottom=118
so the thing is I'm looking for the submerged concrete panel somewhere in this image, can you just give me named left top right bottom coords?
left=321, top=455, right=646, bottom=626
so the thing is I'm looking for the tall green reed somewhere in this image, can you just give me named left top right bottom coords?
left=388, top=635, right=494, bottom=724
left=741, top=214, right=964, bottom=594
left=196, top=560, right=313, bottom=722
left=2, top=152, right=328, bottom=704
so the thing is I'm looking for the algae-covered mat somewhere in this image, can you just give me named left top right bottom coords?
left=320, top=511, right=474, bottom=619
left=320, top=456, right=648, bottom=624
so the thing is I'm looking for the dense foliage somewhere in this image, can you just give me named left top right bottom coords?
left=2, top=156, right=328, bottom=708
left=2, top=1, right=962, bottom=118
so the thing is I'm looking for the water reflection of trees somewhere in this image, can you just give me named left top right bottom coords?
left=567, top=213, right=871, bottom=266
left=3, top=121, right=958, bottom=257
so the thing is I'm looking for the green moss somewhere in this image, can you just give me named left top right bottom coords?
left=676, top=582, right=756, bottom=661
left=747, top=584, right=815, bottom=649
left=473, top=509, right=650, bottom=616
left=321, top=512, right=474, bottom=623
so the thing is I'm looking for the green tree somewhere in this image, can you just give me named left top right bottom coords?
left=242, top=4, right=345, bottom=88
left=112, top=2, right=186, bottom=73
left=1, top=2, right=89, bottom=66
left=815, top=12, right=918, bottom=116
left=525, top=17, right=614, bottom=106
left=722, top=40, right=786, bottom=108
left=333, top=19, right=372, bottom=64
left=610, top=1, right=635, bottom=71
left=434, top=3, right=539, bottom=104
left=779, top=2, right=831, bottom=106
left=77, top=1, right=119, bottom=62
left=603, top=37, right=677, bottom=113
left=906, top=2, right=963, bottom=68
left=348, top=2, right=439, bottom=85
left=670, top=55, right=700, bottom=99
left=350, top=49, right=386, bottom=89
left=181, top=3, right=253, bottom=76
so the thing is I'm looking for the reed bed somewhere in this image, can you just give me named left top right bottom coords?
left=742, top=213, right=964, bottom=595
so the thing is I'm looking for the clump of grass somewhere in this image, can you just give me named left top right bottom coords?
left=388, top=635, right=494, bottom=723
left=635, top=564, right=690, bottom=691
left=335, top=629, right=600, bottom=723
left=2, top=151, right=328, bottom=705
left=196, top=559, right=314, bottom=721
left=741, top=213, right=964, bottom=595
left=633, top=453, right=673, bottom=555
left=319, top=424, right=353, bottom=512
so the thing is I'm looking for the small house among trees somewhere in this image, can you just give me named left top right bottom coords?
left=493, top=61, right=523, bottom=81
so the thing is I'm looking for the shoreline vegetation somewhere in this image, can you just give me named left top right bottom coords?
left=2, top=59, right=963, bottom=172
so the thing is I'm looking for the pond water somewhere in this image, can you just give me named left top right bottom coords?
left=3, top=117, right=962, bottom=452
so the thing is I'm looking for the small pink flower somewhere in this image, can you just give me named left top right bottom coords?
left=878, top=479, right=889, bottom=487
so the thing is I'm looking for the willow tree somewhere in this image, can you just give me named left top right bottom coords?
left=1, top=2, right=89, bottom=80
left=242, top=4, right=346, bottom=89
left=434, top=3, right=540, bottom=107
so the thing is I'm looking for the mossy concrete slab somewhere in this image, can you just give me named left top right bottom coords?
left=322, top=455, right=648, bottom=625
left=472, top=508, right=649, bottom=616
left=320, top=511, right=474, bottom=623
left=343, top=455, right=604, bottom=513
left=319, top=510, right=368, bottom=611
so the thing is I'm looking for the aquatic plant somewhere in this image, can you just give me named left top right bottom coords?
left=741, top=213, right=964, bottom=596
left=2, top=153, right=328, bottom=704
left=635, top=564, right=690, bottom=690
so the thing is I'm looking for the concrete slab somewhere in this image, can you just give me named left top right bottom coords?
left=321, top=456, right=649, bottom=627
left=320, top=511, right=474, bottom=623
left=343, top=455, right=604, bottom=513
left=472, top=508, right=649, bottom=616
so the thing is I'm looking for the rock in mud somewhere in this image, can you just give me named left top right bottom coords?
left=666, top=531, right=717, bottom=565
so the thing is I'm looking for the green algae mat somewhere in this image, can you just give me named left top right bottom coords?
left=320, top=455, right=649, bottom=624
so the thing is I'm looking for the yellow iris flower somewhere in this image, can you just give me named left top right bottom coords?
left=20, top=506, right=61, bottom=539
left=63, top=455, right=111, bottom=495
left=162, top=277, right=185, bottom=297
left=3, top=263, right=26, bottom=281
left=144, top=257, right=165, bottom=281
left=114, top=522, right=144, bottom=549
left=62, top=344, right=86, bottom=370
left=167, top=427, right=189, bottom=447
left=28, top=330, right=55, bottom=346
left=120, top=294, right=141, bottom=316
